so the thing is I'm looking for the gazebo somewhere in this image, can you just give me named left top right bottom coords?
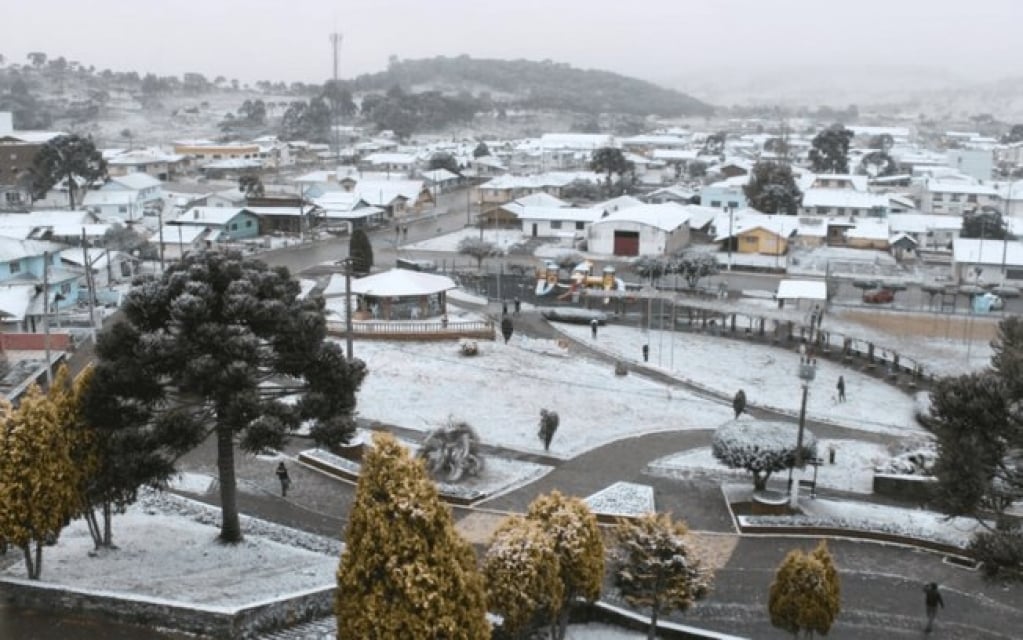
left=324, top=268, right=457, bottom=320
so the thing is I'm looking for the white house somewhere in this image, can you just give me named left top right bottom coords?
left=888, top=213, right=962, bottom=252
left=951, top=237, right=1023, bottom=284
left=588, top=203, right=691, bottom=257
left=518, top=206, right=603, bottom=239
left=921, top=180, right=999, bottom=215
left=800, top=189, right=890, bottom=218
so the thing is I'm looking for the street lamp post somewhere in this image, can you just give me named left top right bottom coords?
left=789, top=356, right=817, bottom=509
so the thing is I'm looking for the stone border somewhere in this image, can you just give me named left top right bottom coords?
left=0, top=578, right=333, bottom=640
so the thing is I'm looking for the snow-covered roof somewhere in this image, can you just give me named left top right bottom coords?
left=175, top=207, right=247, bottom=226
left=107, top=173, right=163, bottom=190
left=514, top=206, right=603, bottom=223
left=324, top=269, right=456, bottom=298
left=243, top=206, right=309, bottom=218
left=953, top=237, right=1023, bottom=267
left=59, top=247, right=122, bottom=269
left=594, top=195, right=643, bottom=212
left=802, top=189, right=889, bottom=210
left=0, top=285, right=35, bottom=320
left=539, top=133, right=614, bottom=150
left=313, top=192, right=369, bottom=212
left=681, top=205, right=719, bottom=230
left=845, top=219, right=891, bottom=241
left=160, top=224, right=212, bottom=244
left=364, top=152, right=416, bottom=165
left=712, top=212, right=801, bottom=241
left=322, top=206, right=384, bottom=221
left=479, top=171, right=601, bottom=191
left=926, top=180, right=998, bottom=196
left=354, top=179, right=424, bottom=203
left=777, top=279, right=827, bottom=300
left=0, top=237, right=64, bottom=262
left=420, top=168, right=459, bottom=183
left=82, top=190, right=140, bottom=206
left=887, top=213, right=962, bottom=234
left=592, top=203, right=691, bottom=232
left=510, top=192, right=569, bottom=209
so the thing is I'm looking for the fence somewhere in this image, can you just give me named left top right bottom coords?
left=327, top=320, right=495, bottom=341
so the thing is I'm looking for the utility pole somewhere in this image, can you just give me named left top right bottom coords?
left=157, top=204, right=165, bottom=273
left=727, top=205, right=734, bottom=271
left=330, top=32, right=343, bottom=165
left=42, top=251, right=53, bottom=385
left=81, top=229, right=97, bottom=342
left=343, top=259, right=354, bottom=361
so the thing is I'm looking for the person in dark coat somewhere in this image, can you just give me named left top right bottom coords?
left=276, top=462, right=291, bottom=497
left=513, top=296, right=521, bottom=314
left=502, top=300, right=508, bottom=315
left=836, top=375, right=846, bottom=403
left=924, top=582, right=944, bottom=632
left=590, top=318, right=598, bottom=339
left=642, top=344, right=649, bottom=362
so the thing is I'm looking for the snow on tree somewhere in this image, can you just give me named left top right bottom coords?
left=458, top=237, right=503, bottom=270
left=743, top=161, right=803, bottom=215
left=671, top=252, right=719, bottom=289
left=613, top=512, right=712, bottom=640
left=482, top=515, right=564, bottom=638
left=85, top=251, right=366, bottom=543
left=348, top=228, right=374, bottom=274
left=0, top=377, right=81, bottom=579
left=526, top=491, right=604, bottom=640
left=336, top=432, right=490, bottom=639
left=769, top=541, right=841, bottom=637
left=712, top=421, right=817, bottom=491
left=417, top=418, right=485, bottom=482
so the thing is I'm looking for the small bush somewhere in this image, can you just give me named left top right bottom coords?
left=970, top=529, right=1023, bottom=580
left=459, top=340, right=479, bottom=356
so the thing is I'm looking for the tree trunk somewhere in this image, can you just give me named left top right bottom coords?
left=84, top=506, right=101, bottom=548
left=66, top=168, right=76, bottom=210
left=21, top=544, right=36, bottom=579
left=648, top=606, right=659, bottom=640
left=34, top=541, right=42, bottom=579
left=102, top=501, right=113, bottom=547
left=555, top=604, right=571, bottom=640
left=754, top=472, right=767, bottom=491
left=216, top=424, right=242, bottom=543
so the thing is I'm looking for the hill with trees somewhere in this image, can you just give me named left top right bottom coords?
left=351, top=55, right=712, bottom=117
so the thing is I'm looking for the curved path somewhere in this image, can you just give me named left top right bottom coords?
left=166, top=303, right=1023, bottom=639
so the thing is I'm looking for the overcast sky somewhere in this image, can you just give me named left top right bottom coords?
left=2, top=0, right=1020, bottom=90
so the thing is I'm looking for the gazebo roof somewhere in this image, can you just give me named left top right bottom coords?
left=323, top=268, right=457, bottom=298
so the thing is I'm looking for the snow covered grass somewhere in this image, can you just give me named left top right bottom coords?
left=347, top=335, right=733, bottom=458
left=404, top=228, right=534, bottom=252
left=648, top=439, right=892, bottom=494
left=0, top=491, right=339, bottom=610
left=552, top=322, right=921, bottom=435
left=584, top=482, right=656, bottom=519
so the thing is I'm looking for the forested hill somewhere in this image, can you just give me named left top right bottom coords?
left=351, top=56, right=713, bottom=117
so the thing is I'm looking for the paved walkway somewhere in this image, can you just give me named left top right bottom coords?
left=168, top=305, right=1023, bottom=639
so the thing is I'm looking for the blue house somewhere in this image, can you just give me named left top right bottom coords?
left=170, top=207, right=260, bottom=241
left=0, top=238, right=80, bottom=332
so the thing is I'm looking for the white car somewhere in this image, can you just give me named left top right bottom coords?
left=976, top=293, right=1004, bottom=311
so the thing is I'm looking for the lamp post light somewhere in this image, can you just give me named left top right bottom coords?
left=789, top=356, right=817, bottom=509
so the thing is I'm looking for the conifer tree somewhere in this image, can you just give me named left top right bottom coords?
left=613, top=512, right=712, bottom=640
left=348, top=228, right=374, bottom=273
left=769, top=542, right=841, bottom=637
left=526, top=491, right=604, bottom=640
left=0, top=380, right=80, bottom=579
left=483, top=515, right=564, bottom=639
left=336, top=432, right=490, bottom=639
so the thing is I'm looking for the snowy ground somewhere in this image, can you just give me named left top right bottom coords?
left=648, top=439, right=892, bottom=494
left=584, top=482, right=656, bottom=518
left=404, top=228, right=544, bottom=253
left=347, top=335, right=733, bottom=458
left=552, top=322, right=921, bottom=436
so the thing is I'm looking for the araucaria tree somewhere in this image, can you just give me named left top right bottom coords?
left=769, top=541, right=841, bottom=637
left=348, top=228, right=374, bottom=273
left=526, top=491, right=605, bottom=640
left=744, top=161, right=803, bottom=214
left=924, top=317, right=1023, bottom=578
left=0, top=372, right=82, bottom=579
left=86, top=251, right=366, bottom=543
left=808, top=124, right=854, bottom=174
left=336, top=432, right=490, bottom=639
left=483, top=516, right=564, bottom=639
left=30, top=134, right=107, bottom=209
left=613, top=513, right=713, bottom=640
left=712, top=421, right=817, bottom=491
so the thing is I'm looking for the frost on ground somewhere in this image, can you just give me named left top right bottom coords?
left=584, top=482, right=656, bottom=518
left=348, top=336, right=733, bottom=457
left=0, top=492, right=339, bottom=609
left=649, top=439, right=891, bottom=494
left=403, top=228, right=537, bottom=252
left=553, top=322, right=920, bottom=435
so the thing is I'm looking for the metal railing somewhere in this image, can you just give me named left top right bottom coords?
left=327, top=320, right=495, bottom=340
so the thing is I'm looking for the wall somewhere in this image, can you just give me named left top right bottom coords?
left=0, top=333, right=72, bottom=350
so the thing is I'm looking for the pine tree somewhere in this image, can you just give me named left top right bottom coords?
left=336, top=432, right=490, bottom=639
left=526, top=491, right=604, bottom=640
left=0, top=381, right=80, bottom=579
left=613, top=513, right=712, bottom=640
left=769, top=543, right=841, bottom=637
left=483, top=516, right=564, bottom=639
left=348, top=228, right=374, bottom=274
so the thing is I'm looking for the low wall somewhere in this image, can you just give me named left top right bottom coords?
left=873, top=473, right=938, bottom=503
left=0, top=579, right=333, bottom=640
left=1, top=333, right=72, bottom=351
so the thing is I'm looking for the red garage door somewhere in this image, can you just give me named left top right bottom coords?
left=613, top=231, right=640, bottom=256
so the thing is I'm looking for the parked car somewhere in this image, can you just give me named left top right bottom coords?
left=975, top=292, right=1004, bottom=311
left=863, top=288, right=895, bottom=304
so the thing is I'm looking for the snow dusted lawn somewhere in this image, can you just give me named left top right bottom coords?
left=348, top=335, right=733, bottom=458
left=0, top=497, right=338, bottom=609
left=564, top=623, right=646, bottom=639
left=584, top=482, right=656, bottom=518
left=404, top=228, right=535, bottom=252
left=553, top=322, right=921, bottom=435
left=648, top=439, right=892, bottom=494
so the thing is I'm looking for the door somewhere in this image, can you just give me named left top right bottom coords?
left=532, top=223, right=538, bottom=237
left=613, top=230, right=640, bottom=256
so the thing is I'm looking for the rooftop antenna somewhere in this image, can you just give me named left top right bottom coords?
left=330, top=32, right=343, bottom=166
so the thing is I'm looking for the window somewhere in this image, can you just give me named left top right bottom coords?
left=245, top=220, right=253, bottom=227
left=230, top=223, right=238, bottom=230
left=710, top=200, right=721, bottom=208
left=968, top=194, right=977, bottom=203
left=743, top=236, right=758, bottom=244
left=728, top=201, right=739, bottom=208
left=60, top=283, right=71, bottom=295
left=836, top=208, right=845, bottom=215
left=550, top=221, right=563, bottom=230
left=950, top=194, right=960, bottom=202
left=575, top=221, right=584, bottom=230
left=119, top=206, right=127, bottom=213
left=818, top=207, right=830, bottom=215
left=9, top=260, right=21, bottom=274
left=933, top=193, right=943, bottom=201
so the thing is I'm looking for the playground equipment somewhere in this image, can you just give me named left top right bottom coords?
left=534, top=259, right=626, bottom=300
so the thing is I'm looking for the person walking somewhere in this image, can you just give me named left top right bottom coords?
left=276, top=462, right=291, bottom=497
left=590, top=318, right=598, bottom=339
left=642, top=343, right=649, bottom=362
left=513, top=296, right=521, bottom=315
left=502, top=299, right=508, bottom=315
left=836, top=375, right=846, bottom=403
left=924, top=582, right=944, bottom=633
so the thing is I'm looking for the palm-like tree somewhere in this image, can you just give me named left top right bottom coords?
left=30, top=135, right=107, bottom=210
